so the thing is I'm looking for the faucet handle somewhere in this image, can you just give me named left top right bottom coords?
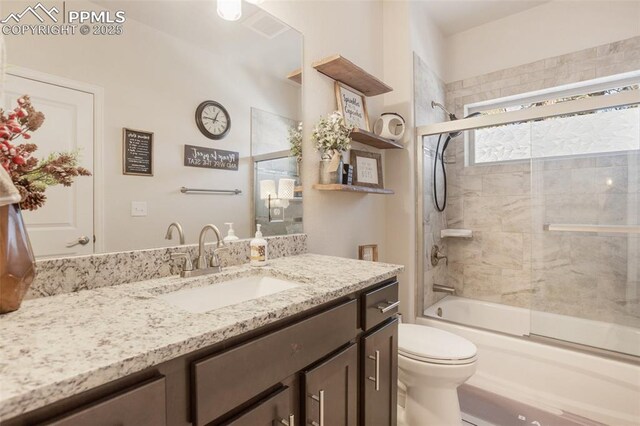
left=171, top=252, right=194, bottom=272
left=211, top=246, right=230, bottom=268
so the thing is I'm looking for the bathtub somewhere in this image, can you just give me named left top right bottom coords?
left=418, top=296, right=640, bottom=426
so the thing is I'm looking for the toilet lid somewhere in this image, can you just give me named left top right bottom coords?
left=399, top=324, right=477, bottom=363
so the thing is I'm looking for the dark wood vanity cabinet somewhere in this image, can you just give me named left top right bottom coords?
left=361, top=280, right=399, bottom=426
left=7, top=278, right=399, bottom=426
left=304, top=343, right=359, bottom=426
left=42, top=377, right=167, bottom=426
left=361, top=319, right=399, bottom=426
left=223, top=385, right=295, bottom=426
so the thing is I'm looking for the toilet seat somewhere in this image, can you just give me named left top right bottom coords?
left=399, top=324, right=477, bottom=365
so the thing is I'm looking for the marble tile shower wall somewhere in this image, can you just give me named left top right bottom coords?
left=443, top=36, right=640, bottom=328
left=414, top=54, right=448, bottom=310
left=28, top=234, right=307, bottom=299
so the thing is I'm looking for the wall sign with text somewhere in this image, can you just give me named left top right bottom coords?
left=350, top=149, right=383, bottom=189
left=184, top=144, right=239, bottom=171
left=335, top=81, right=370, bottom=131
left=123, top=128, right=153, bottom=176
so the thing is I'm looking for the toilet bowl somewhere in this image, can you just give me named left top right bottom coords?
left=398, top=324, right=477, bottom=426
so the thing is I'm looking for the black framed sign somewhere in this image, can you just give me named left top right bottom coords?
left=184, top=144, right=239, bottom=171
left=123, top=128, right=153, bottom=176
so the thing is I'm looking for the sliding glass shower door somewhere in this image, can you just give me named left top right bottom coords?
left=529, top=104, right=640, bottom=357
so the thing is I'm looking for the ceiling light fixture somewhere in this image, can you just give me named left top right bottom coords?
left=217, top=0, right=242, bottom=21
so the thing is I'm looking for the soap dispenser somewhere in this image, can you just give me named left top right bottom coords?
left=250, top=224, right=268, bottom=266
left=223, top=222, right=239, bottom=242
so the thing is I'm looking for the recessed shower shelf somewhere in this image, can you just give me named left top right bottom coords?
left=441, top=229, right=473, bottom=239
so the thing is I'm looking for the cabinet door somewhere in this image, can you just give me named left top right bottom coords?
left=304, top=343, right=358, bottom=426
left=362, top=318, right=398, bottom=426
left=224, top=386, right=295, bottom=426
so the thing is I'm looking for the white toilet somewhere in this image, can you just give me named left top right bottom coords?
left=398, top=324, right=478, bottom=426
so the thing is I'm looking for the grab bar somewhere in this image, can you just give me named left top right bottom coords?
left=543, top=224, right=640, bottom=234
left=180, top=187, right=241, bottom=195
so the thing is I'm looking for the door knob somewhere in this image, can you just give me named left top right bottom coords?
left=66, top=236, right=90, bottom=247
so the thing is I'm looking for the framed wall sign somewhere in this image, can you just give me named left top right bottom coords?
left=335, top=81, right=370, bottom=131
left=184, top=144, right=239, bottom=171
left=350, top=149, right=383, bottom=189
left=358, top=244, right=379, bottom=262
left=123, top=128, right=153, bottom=176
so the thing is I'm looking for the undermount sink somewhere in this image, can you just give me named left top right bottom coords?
left=157, top=274, right=301, bottom=313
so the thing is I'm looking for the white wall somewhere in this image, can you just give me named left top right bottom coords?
left=4, top=1, right=300, bottom=251
left=445, top=0, right=640, bottom=82
left=262, top=0, right=388, bottom=260
left=381, top=0, right=448, bottom=320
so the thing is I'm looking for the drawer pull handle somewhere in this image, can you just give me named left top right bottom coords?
left=279, top=414, right=295, bottom=426
left=377, top=300, right=400, bottom=313
left=310, top=389, right=325, bottom=426
left=367, top=350, right=380, bottom=391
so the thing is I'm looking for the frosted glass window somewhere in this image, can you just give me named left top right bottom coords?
left=466, top=75, right=640, bottom=165
left=473, top=107, right=640, bottom=163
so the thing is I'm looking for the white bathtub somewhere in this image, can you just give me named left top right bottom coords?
left=419, top=296, right=640, bottom=426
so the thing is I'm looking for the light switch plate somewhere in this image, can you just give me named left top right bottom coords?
left=131, top=201, right=147, bottom=217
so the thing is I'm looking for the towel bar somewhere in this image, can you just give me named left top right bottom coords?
left=543, top=224, right=640, bottom=234
left=180, top=187, right=241, bottom=195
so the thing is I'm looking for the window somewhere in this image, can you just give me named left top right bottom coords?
left=465, top=72, right=640, bottom=165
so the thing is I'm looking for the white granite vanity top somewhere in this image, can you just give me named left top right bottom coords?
left=0, top=254, right=403, bottom=421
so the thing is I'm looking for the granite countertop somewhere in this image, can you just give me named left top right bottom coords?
left=0, top=254, right=403, bottom=421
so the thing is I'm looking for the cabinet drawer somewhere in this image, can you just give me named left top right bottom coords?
left=223, top=386, right=294, bottom=426
left=362, top=281, right=399, bottom=331
left=43, top=377, right=166, bottom=426
left=193, top=299, right=358, bottom=426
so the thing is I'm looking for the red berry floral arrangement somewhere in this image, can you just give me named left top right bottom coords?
left=0, top=95, right=91, bottom=211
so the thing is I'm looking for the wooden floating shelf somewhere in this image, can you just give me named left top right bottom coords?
left=312, top=54, right=392, bottom=96
left=313, top=184, right=394, bottom=194
left=350, top=128, right=403, bottom=149
left=286, top=68, right=302, bottom=85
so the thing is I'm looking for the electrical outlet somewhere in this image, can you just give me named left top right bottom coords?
left=131, top=201, right=147, bottom=217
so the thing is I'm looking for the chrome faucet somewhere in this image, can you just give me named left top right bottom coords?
left=165, top=222, right=185, bottom=245
left=171, top=224, right=229, bottom=278
left=433, top=283, right=456, bottom=295
left=195, top=224, right=229, bottom=272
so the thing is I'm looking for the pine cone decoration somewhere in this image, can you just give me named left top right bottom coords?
left=17, top=184, right=47, bottom=211
left=0, top=95, right=91, bottom=211
left=26, top=111, right=45, bottom=131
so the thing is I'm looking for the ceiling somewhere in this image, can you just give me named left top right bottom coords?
left=420, top=0, right=551, bottom=36
left=91, top=0, right=302, bottom=83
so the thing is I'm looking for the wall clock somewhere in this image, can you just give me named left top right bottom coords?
left=195, top=100, right=231, bottom=140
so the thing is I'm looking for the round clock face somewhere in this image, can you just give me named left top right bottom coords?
left=195, top=101, right=231, bottom=140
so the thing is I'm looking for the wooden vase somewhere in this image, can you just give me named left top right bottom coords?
left=0, top=203, right=37, bottom=314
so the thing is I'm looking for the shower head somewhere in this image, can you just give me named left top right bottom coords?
left=431, top=101, right=457, bottom=121
left=431, top=101, right=483, bottom=139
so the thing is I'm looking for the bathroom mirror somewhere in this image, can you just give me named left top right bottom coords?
left=250, top=108, right=302, bottom=237
left=1, top=0, right=302, bottom=258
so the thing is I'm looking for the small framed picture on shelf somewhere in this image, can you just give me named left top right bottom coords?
left=350, top=149, right=383, bottom=189
left=335, top=81, right=370, bottom=131
left=358, top=244, right=378, bottom=262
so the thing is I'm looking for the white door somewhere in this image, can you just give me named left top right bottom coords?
left=4, top=74, right=94, bottom=258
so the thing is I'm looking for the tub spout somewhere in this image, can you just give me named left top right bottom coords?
left=433, top=284, right=456, bottom=295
